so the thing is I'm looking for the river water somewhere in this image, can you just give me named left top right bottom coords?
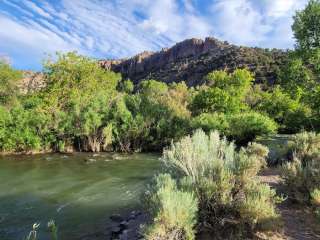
left=0, top=153, right=161, bottom=240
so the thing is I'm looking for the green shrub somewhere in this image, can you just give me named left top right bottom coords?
left=254, top=86, right=312, bottom=133
left=227, top=112, right=278, bottom=144
left=289, top=131, right=320, bottom=162
left=190, top=69, right=253, bottom=115
left=239, top=181, right=279, bottom=230
left=144, top=174, right=198, bottom=240
left=281, top=132, right=320, bottom=204
left=191, top=112, right=277, bottom=144
left=245, top=142, right=269, bottom=168
left=163, top=130, right=280, bottom=236
left=191, top=112, right=229, bottom=135
left=281, top=159, right=308, bottom=203
left=0, top=106, right=43, bottom=152
left=311, top=189, right=320, bottom=207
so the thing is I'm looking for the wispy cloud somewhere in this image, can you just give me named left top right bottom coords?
left=23, top=0, right=52, bottom=19
left=0, top=0, right=310, bottom=70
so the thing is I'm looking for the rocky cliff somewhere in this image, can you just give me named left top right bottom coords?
left=19, top=71, right=44, bottom=93
left=100, top=37, right=287, bottom=86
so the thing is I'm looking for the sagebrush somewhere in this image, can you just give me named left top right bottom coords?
left=161, top=130, right=280, bottom=238
left=144, top=174, right=198, bottom=240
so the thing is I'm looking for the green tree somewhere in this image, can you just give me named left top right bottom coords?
left=255, top=86, right=312, bottom=132
left=0, top=61, right=22, bottom=105
left=292, top=0, right=320, bottom=52
left=0, top=105, right=42, bottom=152
left=191, top=69, right=254, bottom=115
left=279, top=58, right=314, bottom=99
left=42, top=52, right=121, bottom=152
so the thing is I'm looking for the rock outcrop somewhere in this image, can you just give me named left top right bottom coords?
left=100, top=37, right=287, bottom=86
left=19, top=37, right=288, bottom=91
left=18, top=71, right=44, bottom=93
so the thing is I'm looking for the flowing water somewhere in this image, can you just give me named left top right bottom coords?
left=0, top=153, right=161, bottom=240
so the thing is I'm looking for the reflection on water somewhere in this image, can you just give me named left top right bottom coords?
left=0, top=153, right=161, bottom=240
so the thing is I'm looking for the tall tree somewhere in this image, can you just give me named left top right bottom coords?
left=292, top=0, right=320, bottom=53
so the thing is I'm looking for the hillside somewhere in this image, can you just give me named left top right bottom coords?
left=100, top=37, right=288, bottom=86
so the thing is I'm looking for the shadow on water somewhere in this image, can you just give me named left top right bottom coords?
left=0, top=153, right=162, bottom=240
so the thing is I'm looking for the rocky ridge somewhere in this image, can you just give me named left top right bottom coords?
left=19, top=37, right=288, bottom=93
left=99, top=37, right=287, bottom=86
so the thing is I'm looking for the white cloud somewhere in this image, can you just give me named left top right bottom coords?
left=0, top=0, right=312, bottom=69
left=263, top=0, right=307, bottom=18
left=209, top=0, right=309, bottom=48
left=210, top=0, right=271, bottom=45
left=136, top=0, right=212, bottom=41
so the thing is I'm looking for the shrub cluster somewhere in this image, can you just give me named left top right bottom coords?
left=145, top=130, right=280, bottom=239
left=281, top=131, right=320, bottom=219
left=144, top=174, right=198, bottom=240
left=191, top=112, right=277, bottom=144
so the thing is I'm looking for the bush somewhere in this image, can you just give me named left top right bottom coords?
left=191, top=112, right=277, bottom=144
left=190, top=69, right=253, bottom=115
left=144, top=174, right=198, bottom=240
left=254, top=86, right=312, bottom=133
left=289, top=131, right=320, bottom=162
left=311, top=189, right=320, bottom=207
left=191, top=112, right=229, bottom=134
left=245, top=142, right=269, bottom=168
left=0, top=106, right=43, bottom=152
left=281, top=132, right=320, bottom=203
left=163, top=130, right=280, bottom=237
left=239, top=181, right=279, bottom=230
left=228, top=112, right=278, bottom=144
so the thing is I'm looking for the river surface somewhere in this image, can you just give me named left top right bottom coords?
left=0, top=153, right=161, bottom=240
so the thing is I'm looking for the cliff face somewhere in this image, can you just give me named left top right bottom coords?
left=100, top=37, right=287, bottom=86
left=19, top=37, right=287, bottom=92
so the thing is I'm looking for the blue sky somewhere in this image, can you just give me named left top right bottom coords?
left=0, top=0, right=309, bottom=70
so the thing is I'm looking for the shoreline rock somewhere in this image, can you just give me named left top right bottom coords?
left=109, top=210, right=145, bottom=240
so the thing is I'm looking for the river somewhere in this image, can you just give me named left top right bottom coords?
left=0, top=153, right=161, bottom=240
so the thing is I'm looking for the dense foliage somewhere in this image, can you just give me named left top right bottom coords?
left=281, top=132, right=320, bottom=220
left=145, top=130, right=280, bottom=239
left=0, top=56, right=281, bottom=153
left=0, top=61, right=22, bottom=105
left=0, top=54, right=318, bottom=153
left=292, top=0, right=320, bottom=52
